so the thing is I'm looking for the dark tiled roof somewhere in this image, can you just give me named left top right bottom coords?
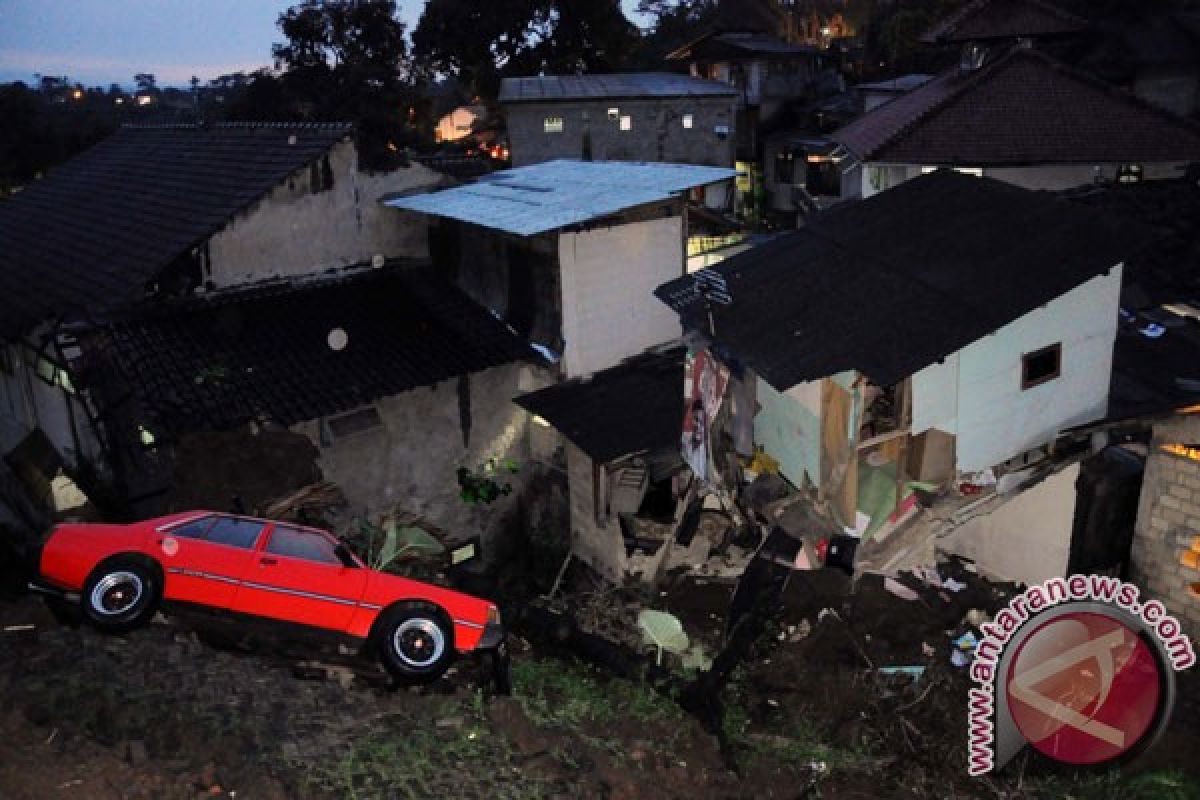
left=0, top=122, right=353, bottom=339
left=514, top=346, right=685, bottom=464
left=89, top=266, right=537, bottom=432
left=921, top=0, right=1087, bottom=44
left=655, top=170, right=1143, bottom=391
left=832, top=47, right=1200, bottom=165
left=498, top=73, right=738, bottom=104
left=667, top=32, right=818, bottom=61
left=1108, top=320, right=1200, bottom=422
left=1065, top=176, right=1200, bottom=308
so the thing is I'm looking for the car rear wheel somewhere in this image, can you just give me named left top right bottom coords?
left=82, top=559, right=159, bottom=634
left=378, top=603, right=454, bottom=684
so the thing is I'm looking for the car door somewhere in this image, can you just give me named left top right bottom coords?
left=156, top=515, right=265, bottom=609
left=232, top=523, right=367, bottom=633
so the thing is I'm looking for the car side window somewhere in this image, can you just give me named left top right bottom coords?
left=265, top=525, right=342, bottom=565
left=169, top=516, right=215, bottom=539
left=204, top=517, right=265, bottom=549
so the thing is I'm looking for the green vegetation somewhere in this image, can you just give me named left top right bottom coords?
left=512, top=656, right=684, bottom=731
left=290, top=706, right=546, bottom=800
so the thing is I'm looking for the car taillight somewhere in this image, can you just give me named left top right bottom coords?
left=487, top=605, right=501, bottom=626
left=814, top=537, right=830, bottom=564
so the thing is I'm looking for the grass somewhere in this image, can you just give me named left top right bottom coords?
left=511, top=655, right=684, bottom=731
left=289, top=706, right=547, bottom=800
left=1022, top=768, right=1200, bottom=800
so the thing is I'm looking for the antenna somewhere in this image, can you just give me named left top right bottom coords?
left=693, top=268, right=732, bottom=336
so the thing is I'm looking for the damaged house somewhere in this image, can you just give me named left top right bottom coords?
left=387, top=159, right=736, bottom=380
left=78, top=264, right=547, bottom=553
left=833, top=3, right=1200, bottom=197
left=513, top=345, right=688, bottom=582
left=0, top=121, right=505, bottom=523
left=654, top=169, right=1146, bottom=584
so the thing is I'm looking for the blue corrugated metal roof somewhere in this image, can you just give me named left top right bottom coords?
left=386, top=159, right=737, bottom=237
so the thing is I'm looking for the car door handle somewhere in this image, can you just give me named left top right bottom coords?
left=259, top=557, right=277, bottom=566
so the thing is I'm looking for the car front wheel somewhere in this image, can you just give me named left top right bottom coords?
left=82, top=559, right=159, bottom=633
left=378, top=603, right=454, bottom=684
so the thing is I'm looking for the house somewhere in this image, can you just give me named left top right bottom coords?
left=76, top=263, right=550, bottom=551
left=1082, top=13, right=1200, bottom=119
left=0, top=122, right=443, bottom=506
left=655, top=170, right=1143, bottom=553
left=386, top=159, right=736, bottom=380
left=855, top=74, right=934, bottom=113
left=919, top=0, right=1088, bottom=47
left=498, top=73, right=738, bottom=176
left=667, top=17, right=825, bottom=164
left=833, top=46, right=1200, bottom=198
left=514, top=345, right=687, bottom=581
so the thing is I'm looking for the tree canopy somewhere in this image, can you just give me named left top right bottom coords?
left=412, top=0, right=639, bottom=99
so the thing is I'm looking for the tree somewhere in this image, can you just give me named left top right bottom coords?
left=631, top=0, right=718, bottom=66
left=412, top=0, right=545, bottom=98
left=267, top=1, right=417, bottom=166
left=524, top=2, right=640, bottom=75
left=134, top=73, right=157, bottom=93
left=412, top=0, right=639, bottom=100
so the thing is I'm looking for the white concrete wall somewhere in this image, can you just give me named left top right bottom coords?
left=911, top=266, right=1122, bottom=471
left=0, top=345, right=102, bottom=469
left=291, top=363, right=551, bottom=554
left=207, top=140, right=442, bottom=287
left=860, top=161, right=1192, bottom=197
left=940, top=462, right=1079, bottom=585
left=557, top=216, right=685, bottom=378
left=565, top=439, right=626, bottom=583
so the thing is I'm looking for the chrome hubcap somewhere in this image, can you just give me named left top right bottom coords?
left=392, top=618, right=445, bottom=668
left=90, top=571, right=144, bottom=616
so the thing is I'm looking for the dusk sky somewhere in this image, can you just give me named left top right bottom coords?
left=0, top=0, right=649, bottom=87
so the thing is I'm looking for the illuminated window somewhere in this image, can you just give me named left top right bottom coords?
left=543, top=116, right=564, bottom=134
left=607, top=107, right=619, bottom=120
left=620, top=115, right=632, bottom=131
left=1021, top=343, right=1061, bottom=390
left=1118, top=164, right=1143, bottom=184
left=1161, top=443, right=1200, bottom=462
left=682, top=113, right=694, bottom=129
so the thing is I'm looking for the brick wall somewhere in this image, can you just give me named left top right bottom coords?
left=1130, top=415, right=1200, bottom=636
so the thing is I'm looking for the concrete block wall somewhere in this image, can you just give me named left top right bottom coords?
left=1131, top=415, right=1200, bottom=636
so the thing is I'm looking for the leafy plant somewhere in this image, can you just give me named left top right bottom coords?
left=347, top=515, right=445, bottom=573
left=457, top=457, right=519, bottom=506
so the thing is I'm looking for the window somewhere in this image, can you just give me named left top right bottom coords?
left=619, top=115, right=632, bottom=131
left=1117, top=164, right=1143, bottom=184
left=204, top=517, right=265, bottom=549
left=25, top=348, right=75, bottom=393
left=543, top=116, right=564, bottom=134
left=168, top=515, right=215, bottom=539
left=607, top=107, right=619, bottom=120
left=1021, top=343, right=1062, bottom=390
left=326, top=406, right=383, bottom=439
left=682, top=113, right=694, bottom=129
left=266, top=525, right=341, bottom=565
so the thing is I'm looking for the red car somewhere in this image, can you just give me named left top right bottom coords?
left=31, top=512, right=505, bottom=683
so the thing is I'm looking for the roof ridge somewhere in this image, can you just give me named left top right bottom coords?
left=874, top=46, right=1200, bottom=161
left=922, top=0, right=1087, bottom=44
left=119, top=121, right=354, bottom=131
